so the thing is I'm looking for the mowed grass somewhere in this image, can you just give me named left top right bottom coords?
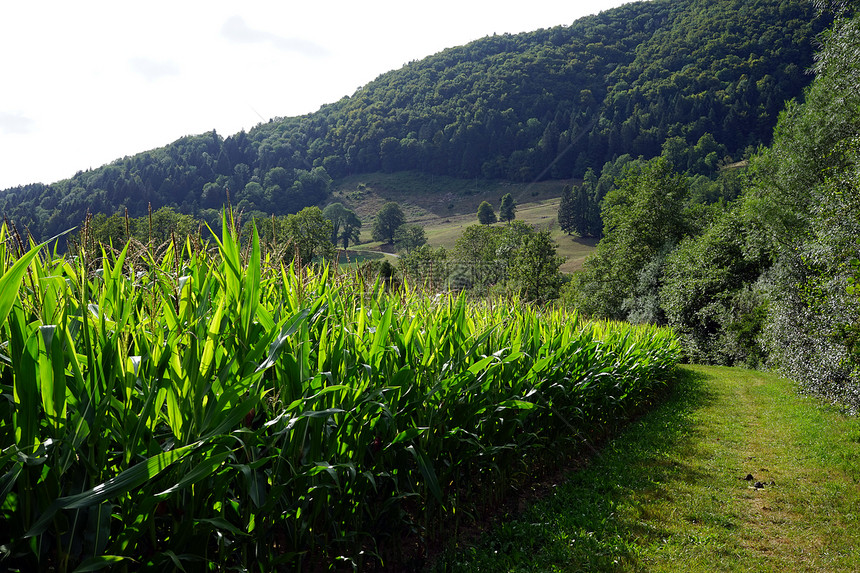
left=330, top=171, right=597, bottom=272
left=438, top=366, right=860, bottom=572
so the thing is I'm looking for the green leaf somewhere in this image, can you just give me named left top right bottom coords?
left=72, top=555, right=131, bottom=572
left=0, top=460, right=23, bottom=499
left=27, top=442, right=200, bottom=537
left=0, top=240, right=44, bottom=327
left=156, top=449, right=230, bottom=497
left=390, top=427, right=427, bottom=445
left=195, top=517, right=247, bottom=537
left=496, top=399, right=537, bottom=411
left=255, top=308, right=312, bottom=373
left=406, top=445, right=442, bottom=504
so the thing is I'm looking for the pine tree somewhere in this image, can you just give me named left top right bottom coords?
left=499, top=193, right=516, bottom=223
left=558, top=185, right=575, bottom=234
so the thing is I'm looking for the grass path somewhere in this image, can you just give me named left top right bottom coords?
left=437, top=365, right=860, bottom=571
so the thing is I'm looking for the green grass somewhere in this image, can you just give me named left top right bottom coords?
left=334, top=247, right=390, bottom=266
left=438, top=365, right=860, bottom=572
left=329, top=172, right=596, bottom=271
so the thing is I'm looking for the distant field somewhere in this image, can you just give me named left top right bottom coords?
left=330, top=171, right=597, bottom=273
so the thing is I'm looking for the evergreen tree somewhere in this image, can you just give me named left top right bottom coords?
left=579, top=168, right=603, bottom=237
left=499, top=193, right=516, bottom=223
left=558, top=186, right=575, bottom=234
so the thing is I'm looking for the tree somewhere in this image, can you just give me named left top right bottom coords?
left=323, top=202, right=349, bottom=243
left=393, top=223, right=427, bottom=253
left=371, top=202, right=406, bottom=243
left=477, top=201, right=497, bottom=225
left=660, top=208, right=769, bottom=366
left=146, top=206, right=198, bottom=245
left=338, top=210, right=362, bottom=248
left=508, top=230, right=565, bottom=303
left=453, top=224, right=503, bottom=263
left=284, top=206, right=335, bottom=264
left=558, top=186, right=575, bottom=234
left=571, top=172, right=607, bottom=238
left=452, top=224, right=505, bottom=290
left=398, top=245, right=449, bottom=289
left=572, top=157, right=690, bottom=319
left=453, top=221, right=538, bottom=291
left=324, top=202, right=363, bottom=248
left=290, top=167, right=332, bottom=207
left=499, top=193, right=516, bottom=223
left=737, top=7, right=860, bottom=398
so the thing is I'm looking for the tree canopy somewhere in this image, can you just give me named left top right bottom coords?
left=477, top=201, right=497, bottom=225
left=371, top=202, right=406, bottom=243
left=323, top=202, right=362, bottom=248
left=393, top=223, right=427, bottom=253
left=566, top=2, right=860, bottom=406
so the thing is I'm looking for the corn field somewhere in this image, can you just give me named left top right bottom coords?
left=0, top=216, right=680, bottom=571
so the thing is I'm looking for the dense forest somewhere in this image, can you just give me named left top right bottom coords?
left=570, top=0, right=860, bottom=406
left=0, top=0, right=824, bottom=242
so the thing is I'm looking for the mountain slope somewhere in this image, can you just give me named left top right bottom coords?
left=0, top=0, right=825, bottom=241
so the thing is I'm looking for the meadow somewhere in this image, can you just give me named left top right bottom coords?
left=331, top=172, right=597, bottom=272
left=0, top=215, right=679, bottom=571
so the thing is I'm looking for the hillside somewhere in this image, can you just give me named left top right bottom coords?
left=566, top=1, right=860, bottom=407
left=0, top=0, right=825, bottom=243
left=329, top=172, right=597, bottom=272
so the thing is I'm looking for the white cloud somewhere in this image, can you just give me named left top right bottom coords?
left=0, top=112, right=36, bottom=135
left=129, top=57, right=181, bottom=82
left=221, top=15, right=329, bottom=58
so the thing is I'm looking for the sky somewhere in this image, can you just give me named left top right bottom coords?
left=0, top=0, right=632, bottom=190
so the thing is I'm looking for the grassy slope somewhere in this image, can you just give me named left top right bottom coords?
left=437, top=366, right=860, bottom=572
left=329, top=172, right=597, bottom=272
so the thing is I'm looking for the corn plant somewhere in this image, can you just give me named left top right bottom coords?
left=0, top=215, right=680, bottom=571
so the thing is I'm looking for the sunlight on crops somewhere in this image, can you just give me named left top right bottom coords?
left=0, top=216, right=680, bottom=570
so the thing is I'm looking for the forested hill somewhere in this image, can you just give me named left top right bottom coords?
left=0, top=0, right=825, bottom=241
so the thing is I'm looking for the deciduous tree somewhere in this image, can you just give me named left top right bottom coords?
left=284, top=206, right=335, bottom=264
left=324, top=202, right=363, bottom=248
left=509, top=230, right=565, bottom=303
left=477, top=201, right=497, bottom=225
left=371, top=202, right=406, bottom=243
left=393, top=223, right=427, bottom=253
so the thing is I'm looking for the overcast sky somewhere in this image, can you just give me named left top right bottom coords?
left=0, top=0, right=632, bottom=190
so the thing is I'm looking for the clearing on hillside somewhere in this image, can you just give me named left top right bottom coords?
left=330, top=172, right=597, bottom=272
